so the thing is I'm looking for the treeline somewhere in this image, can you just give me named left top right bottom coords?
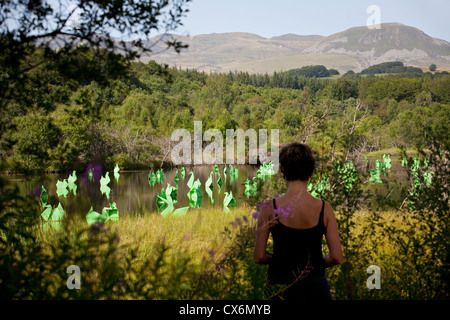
left=1, top=47, right=449, bottom=172
left=360, top=61, right=424, bottom=74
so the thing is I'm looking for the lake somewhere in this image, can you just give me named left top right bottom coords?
left=5, top=165, right=261, bottom=218
left=4, top=156, right=414, bottom=219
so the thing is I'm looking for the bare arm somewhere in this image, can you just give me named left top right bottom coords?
left=323, top=201, right=343, bottom=268
left=253, top=202, right=276, bottom=264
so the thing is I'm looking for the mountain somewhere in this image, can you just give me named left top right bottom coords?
left=142, top=23, right=450, bottom=74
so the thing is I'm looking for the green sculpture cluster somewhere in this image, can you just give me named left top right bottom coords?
left=369, top=154, right=391, bottom=184
left=40, top=186, right=65, bottom=232
left=40, top=165, right=123, bottom=233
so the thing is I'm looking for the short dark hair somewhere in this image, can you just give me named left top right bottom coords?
left=279, top=143, right=315, bottom=181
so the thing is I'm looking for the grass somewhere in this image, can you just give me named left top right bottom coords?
left=56, top=204, right=257, bottom=265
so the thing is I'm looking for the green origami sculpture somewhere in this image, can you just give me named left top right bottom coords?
left=56, top=179, right=68, bottom=189
left=100, top=172, right=110, bottom=186
left=88, top=168, right=94, bottom=182
left=205, top=172, right=213, bottom=190
left=307, top=174, right=330, bottom=198
left=86, top=202, right=119, bottom=225
left=257, top=162, right=275, bottom=178
left=217, top=175, right=223, bottom=188
left=187, top=178, right=202, bottom=208
left=40, top=185, right=48, bottom=207
left=56, top=179, right=69, bottom=198
left=100, top=172, right=111, bottom=199
left=223, top=191, right=236, bottom=213
left=41, top=202, right=65, bottom=231
left=156, top=169, right=164, bottom=183
left=114, top=164, right=120, bottom=182
left=214, top=164, right=219, bottom=175
left=401, top=157, right=408, bottom=167
left=174, top=170, right=180, bottom=186
left=158, top=191, right=189, bottom=218
left=68, top=171, right=77, bottom=184
left=157, top=184, right=177, bottom=212
left=180, top=167, right=186, bottom=179
left=156, top=184, right=188, bottom=217
left=100, top=184, right=111, bottom=199
left=369, top=166, right=382, bottom=184
left=67, top=182, right=77, bottom=196
left=244, top=177, right=258, bottom=197
left=187, top=171, right=195, bottom=189
left=383, top=154, right=391, bottom=170
left=149, top=171, right=157, bottom=182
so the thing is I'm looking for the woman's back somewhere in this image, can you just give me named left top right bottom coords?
left=268, top=194, right=327, bottom=286
left=274, top=192, right=325, bottom=229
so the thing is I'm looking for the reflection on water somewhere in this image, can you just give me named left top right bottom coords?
left=7, top=165, right=260, bottom=217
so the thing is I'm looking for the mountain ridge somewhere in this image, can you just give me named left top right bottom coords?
left=141, top=23, right=450, bottom=74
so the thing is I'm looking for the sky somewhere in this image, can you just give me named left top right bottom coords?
left=170, top=0, right=450, bottom=41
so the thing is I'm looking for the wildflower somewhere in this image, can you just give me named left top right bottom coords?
left=252, top=211, right=259, bottom=219
left=207, top=250, right=215, bottom=257
left=242, top=215, right=248, bottom=224
left=183, top=234, right=190, bottom=241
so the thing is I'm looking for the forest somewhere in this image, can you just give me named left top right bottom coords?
left=1, top=46, right=449, bottom=173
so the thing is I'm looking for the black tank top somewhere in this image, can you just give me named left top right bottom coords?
left=267, top=198, right=327, bottom=285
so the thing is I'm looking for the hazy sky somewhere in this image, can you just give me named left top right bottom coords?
left=172, top=0, right=450, bottom=41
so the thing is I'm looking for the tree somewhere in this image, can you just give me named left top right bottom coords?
left=0, top=0, right=191, bottom=164
left=0, top=0, right=191, bottom=103
left=429, top=64, right=437, bottom=72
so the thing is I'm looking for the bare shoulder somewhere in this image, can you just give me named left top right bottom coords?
left=321, top=200, right=336, bottom=228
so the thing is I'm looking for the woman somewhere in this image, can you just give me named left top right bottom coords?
left=253, top=142, right=343, bottom=300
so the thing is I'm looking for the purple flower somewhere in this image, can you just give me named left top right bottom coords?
left=252, top=211, right=259, bottom=219
left=183, top=234, right=190, bottom=241
left=207, top=250, right=215, bottom=257
left=242, top=216, right=248, bottom=224
left=274, top=194, right=280, bottom=198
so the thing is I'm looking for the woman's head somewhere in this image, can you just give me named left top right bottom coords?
left=279, top=143, right=315, bottom=181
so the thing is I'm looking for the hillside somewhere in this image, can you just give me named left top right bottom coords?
left=143, top=23, right=450, bottom=74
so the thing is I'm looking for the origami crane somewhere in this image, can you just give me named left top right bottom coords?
left=223, top=191, right=236, bottom=214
